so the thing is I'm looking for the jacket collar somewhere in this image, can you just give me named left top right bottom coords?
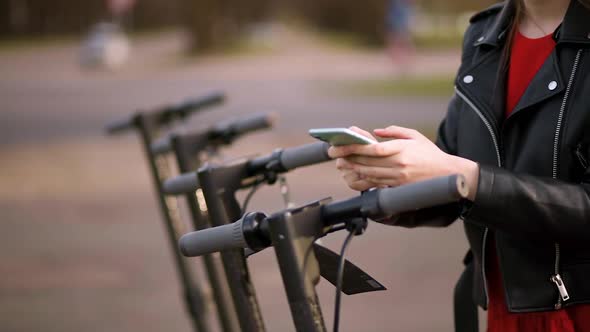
left=557, top=1, right=590, bottom=44
left=475, top=0, right=590, bottom=48
left=474, top=2, right=515, bottom=48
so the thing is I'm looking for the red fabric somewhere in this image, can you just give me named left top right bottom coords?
left=487, top=239, right=590, bottom=332
left=505, top=31, right=556, bottom=117
left=486, top=30, right=590, bottom=331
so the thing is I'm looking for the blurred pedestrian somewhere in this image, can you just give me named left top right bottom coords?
left=79, top=0, right=136, bottom=69
left=331, top=0, right=590, bottom=331
left=386, top=0, right=415, bottom=72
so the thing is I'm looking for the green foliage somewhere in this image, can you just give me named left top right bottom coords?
left=0, top=0, right=184, bottom=38
left=293, top=0, right=389, bottom=46
left=182, top=0, right=274, bottom=53
left=0, top=0, right=498, bottom=52
left=290, top=0, right=498, bottom=46
left=329, top=75, right=455, bottom=97
left=413, top=31, right=463, bottom=50
left=419, top=0, right=498, bottom=13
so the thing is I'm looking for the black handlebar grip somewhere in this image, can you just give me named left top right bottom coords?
left=150, top=135, right=172, bottom=155
left=105, top=114, right=136, bottom=135
left=168, top=92, right=225, bottom=118
left=230, top=112, right=276, bottom=136
left=279, top=142, right=331, bottom=171
left=179, top=220, right=246, bottom=257
left=163, top=172, right=199, bottom=195
left=376, top=174, right=469, bottom=216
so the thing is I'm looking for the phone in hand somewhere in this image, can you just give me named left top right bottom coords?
left=309, top=128, right=376, bottom=146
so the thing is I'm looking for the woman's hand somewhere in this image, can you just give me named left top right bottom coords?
left=328, top=127, right=380, bottom=191
left=328, top=126, right=479, bottom=200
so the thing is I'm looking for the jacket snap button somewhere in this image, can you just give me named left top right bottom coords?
left=548, top=81, right=558, bottom=91
left=463, top=75, right=474, bottom=84
left=477, top=36, right=485, bottom=42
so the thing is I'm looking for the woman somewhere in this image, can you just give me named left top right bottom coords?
left=330, top=0, right=590, bottom=331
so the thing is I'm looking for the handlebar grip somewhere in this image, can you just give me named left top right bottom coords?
left=377, top=174, right=469, bottom=216
left=163, top=172, right=199, bottom=195
left=279, top=142, right=331, bottom=171
left=150, top=135, right=172, bottom=155
left=179, top=220, right=246, bottom=257
left=167, top=92, right=225, bottom=118
left=105, top=114, right=136, bottom=134
left=230, top=112, right=276, bottom=136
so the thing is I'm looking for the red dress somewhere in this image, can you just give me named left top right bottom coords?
left=486, top=30, right=590, bottom=332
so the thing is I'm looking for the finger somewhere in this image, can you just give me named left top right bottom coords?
left=346, top=155, right=395, bottom=168
left=328, top=145, right=363, bottom=159
left=353, top=165, right=396, bottom=180
left=365, top=168, right=413, bottom=187
left=343, top=169, right=361, bottom=182
left=365, top=177, right=402, bottom=187
left=336, top=158, right=355, bottom=170
left=349, top=179, right=376, bottom=191
left=348, top=126, right=377, bottom=141
left=330, top=140, right=405, bottom=158
left=328, top=146, right=342, bottom=159
left=374, top=126, right=423, bottom=140
left=342, top=170, right=375, bottom=191
left=328, top=144, right=363, bottom=158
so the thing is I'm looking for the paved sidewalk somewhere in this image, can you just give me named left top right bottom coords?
left=0, top=28, right=474, bottom=332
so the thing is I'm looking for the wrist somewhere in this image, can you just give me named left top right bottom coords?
left=447, top=155, right=479, bottom=201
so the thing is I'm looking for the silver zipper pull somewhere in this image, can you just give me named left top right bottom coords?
left=550, top=274, right=570, bottom=302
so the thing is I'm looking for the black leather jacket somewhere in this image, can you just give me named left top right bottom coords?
left=385, top=1, right=590, bottom=312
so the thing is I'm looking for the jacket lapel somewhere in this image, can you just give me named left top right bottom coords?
left=506, top=51, right=565, bottom=121
left=456, top=48, right=506, bottom=131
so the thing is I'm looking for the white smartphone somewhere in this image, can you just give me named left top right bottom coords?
left=308, top=128, right=376, bottom=146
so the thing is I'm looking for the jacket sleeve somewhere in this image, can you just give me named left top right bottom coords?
left=462, top=165, right=590, bottom=246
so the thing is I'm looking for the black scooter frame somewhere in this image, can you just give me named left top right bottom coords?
left=170, top=134, right=240, bottom=332
left=123, top=114, right=212, bottom=332
left=197, top=162, right=268, bottom=332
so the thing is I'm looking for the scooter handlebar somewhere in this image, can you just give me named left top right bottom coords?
left=375, top=174, right=469, bottom=217
left=279, top=142, right=331, bottom=171
left=163, top=172, right=199, bottom=195
left=177, top=175, right=469, bottom=257
left=179, top=219, right=246, bottom=257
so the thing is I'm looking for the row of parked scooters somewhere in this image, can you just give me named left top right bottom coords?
left=105, top=92, right=469, bottom=332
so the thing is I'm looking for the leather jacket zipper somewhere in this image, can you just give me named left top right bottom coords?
left=455, top=86, right=503, bottom=306
left=550, top=49, right=582, bottom=309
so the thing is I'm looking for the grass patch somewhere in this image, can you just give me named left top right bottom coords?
left=313, top=29, right=380, bottom=52
left=0, top=35, right=77, bottom=52
left=413, top=31, right=463, bottom=50
left=332, top=75, right=455, bottom=98
left=308, top=27, right=462, bottom=52
left=182, top=33, right=279, bottom=58
left=218, top=39, right=277, bottom=56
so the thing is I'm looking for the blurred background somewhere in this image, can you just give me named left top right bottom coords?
left=0, top=1, right=495, bottom=331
